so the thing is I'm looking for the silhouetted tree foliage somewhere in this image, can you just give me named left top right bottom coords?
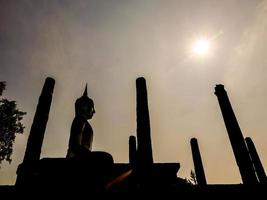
left=0, top=81, right=26, bottom=165
left=0, top=81, right=6, bottom=96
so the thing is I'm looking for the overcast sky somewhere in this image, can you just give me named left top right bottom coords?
left=1, top=0, right=267, bottom=185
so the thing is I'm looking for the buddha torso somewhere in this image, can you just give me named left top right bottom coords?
left=67, top=116, right=93, bottom=158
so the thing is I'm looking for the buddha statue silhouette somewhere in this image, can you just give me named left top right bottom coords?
left=66, top=85, right=113, bottom=166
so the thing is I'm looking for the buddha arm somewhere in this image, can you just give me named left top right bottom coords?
left=70, top=117, right=86, bottom=153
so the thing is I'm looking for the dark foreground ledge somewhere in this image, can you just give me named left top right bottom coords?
left=0, top=183, right=266, bottom=199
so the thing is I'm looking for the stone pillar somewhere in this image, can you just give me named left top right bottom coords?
left=129, top=135, right=137, bottom=167
left=135, top=77, right=153, bottom=185
left=214, top=84, right=258, bottom=184
left=190, top=138, right=207, bottom=186
left=136, top=77, right=153, bottom=167
left=245, top=137, right=266, bottom=183
left=23, top=77, right=55, bottom=162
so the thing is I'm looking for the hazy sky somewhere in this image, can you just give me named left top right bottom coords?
left=1, top=0, right=267, bottom=185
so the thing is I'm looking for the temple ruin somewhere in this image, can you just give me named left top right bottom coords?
left=8, top=77, right=266, bottom=196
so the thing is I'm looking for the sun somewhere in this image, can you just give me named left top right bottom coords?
left=193, top=38, right=211, bottom=56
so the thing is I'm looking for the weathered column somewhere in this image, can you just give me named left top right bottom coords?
left=136, top=77, right=153, bottom=169
left=190, top=138, right=207, bottom=186
left=245, top=137, right=266, bottom=183
left=129, top=135, right=137, bottom=167
left=23, top=77, right=55, bottom=162
left=214, top=84, right=258, bottom=184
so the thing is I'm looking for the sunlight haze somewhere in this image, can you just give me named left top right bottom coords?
left=0, top=0, right=267, bottom=185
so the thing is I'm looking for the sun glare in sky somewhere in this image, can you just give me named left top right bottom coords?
left=193, top=38, right=211, bottom=56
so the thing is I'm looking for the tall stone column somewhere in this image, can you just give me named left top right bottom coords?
left=245, top=137, right=266, bottom=183
left=23, top=77, right=55, bottom=162
left=129, top=135, right=137, bottom=167
left=190, top=138, right=207, bottom=186
left=136, top=77, right=153, bottom=172
left=214, top=84, right=257, bottom=184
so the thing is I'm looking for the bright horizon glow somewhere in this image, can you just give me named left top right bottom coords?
left=193, top=38, right=211, bottom=56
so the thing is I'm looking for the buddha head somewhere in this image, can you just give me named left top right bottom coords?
left=75, top=84, right=95, bottom=119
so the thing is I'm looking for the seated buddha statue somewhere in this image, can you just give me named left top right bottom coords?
left=66, top=85, right=113, bottom=167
